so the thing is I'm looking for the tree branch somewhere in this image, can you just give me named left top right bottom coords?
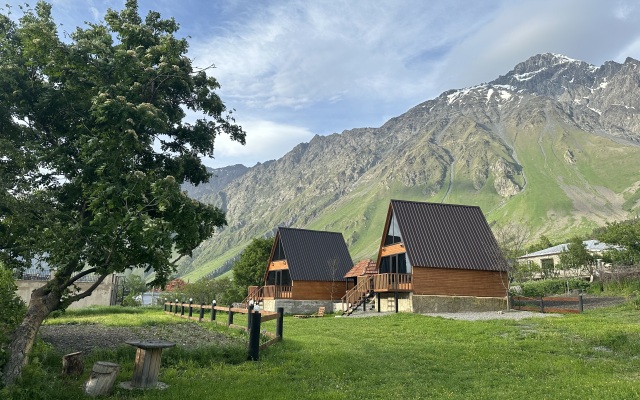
left=62, top=267, right=98, bottom=288
left=60, top=273, right=109, bottom=307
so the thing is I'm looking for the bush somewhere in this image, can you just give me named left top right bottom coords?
left=1, top=265, right=27, bottom=377
left=516, top=278, right=591, bottom=297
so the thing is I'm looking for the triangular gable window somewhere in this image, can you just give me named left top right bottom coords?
left=272, top=238, right=286, bottom=261
left=384, top=213, right=403, bottom=245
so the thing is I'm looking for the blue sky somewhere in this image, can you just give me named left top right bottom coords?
left=3, top=0, right=640, bottom=168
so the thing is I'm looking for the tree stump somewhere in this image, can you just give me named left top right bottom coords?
left=62, top=351, right=84, bottom=376
left=84, top=361, right=120, bottom=397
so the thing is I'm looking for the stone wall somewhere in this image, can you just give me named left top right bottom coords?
left=411, top=295, right=507, bottom=313
left=16, top=275, right=117, bottom=309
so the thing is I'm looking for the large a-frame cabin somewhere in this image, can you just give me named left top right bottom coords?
left=247, top=227, right=353, bottom=314
left=346, top=200, right=509, bottom=313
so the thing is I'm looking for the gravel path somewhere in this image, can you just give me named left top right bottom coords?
left=39, top=322, right=242, bottom=355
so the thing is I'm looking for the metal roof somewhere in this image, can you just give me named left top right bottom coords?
left=388, top=200, right=508, bottom=272
left=518, top=239, right=622, bottom=259
left=275, top=227, right=353, bottom=282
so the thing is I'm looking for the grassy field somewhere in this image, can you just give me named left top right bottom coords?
left=4, top=303, right=640, bottom=399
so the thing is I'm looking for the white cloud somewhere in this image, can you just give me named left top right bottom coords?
left=438, top=0, right=640, bottom=90
left=189, top=1, right=493, bottom=110
left=207, top=119, right=315, bottom=167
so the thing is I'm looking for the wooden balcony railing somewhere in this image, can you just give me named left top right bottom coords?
left=372, top=273, right=412, bottom=292
left=262, top=285, right=293, bottom=299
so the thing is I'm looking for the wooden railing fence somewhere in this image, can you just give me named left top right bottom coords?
left=164, top=301, right=284, bottom=360
left=372, top=273, right=413, bottom=291
left=509, top=295, right=584, bottom=314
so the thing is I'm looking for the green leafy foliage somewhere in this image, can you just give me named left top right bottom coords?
left=0, top=263, right=26, bottom=377
left=595, top=219, right=640, bottom=265
left=232, top=237, right=274, bottom=291
left=169, top=276, right=241, bottom=306
left=0, top=1, right=245, bottom=383
left=516, top=278, right=591, bottom=297
left=559, top=236, right=594, bottom=273
left=0, top=0, right=244, bottom=301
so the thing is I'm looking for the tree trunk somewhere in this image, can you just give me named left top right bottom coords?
left=2, top=282, right=61, bottom=386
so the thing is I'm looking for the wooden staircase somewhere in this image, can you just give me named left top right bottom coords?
left=240, top=285, right=263, bottom=309
left=341, top=276, right=375, bottom=315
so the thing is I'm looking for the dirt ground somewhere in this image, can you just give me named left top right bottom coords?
left=39, top=321, right=242, bottom=355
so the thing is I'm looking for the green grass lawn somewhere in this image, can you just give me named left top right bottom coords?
left=4, top=304, right=640, bottom=399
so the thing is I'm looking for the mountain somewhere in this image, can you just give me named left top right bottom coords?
left=179, top=53, right=640, bottom=280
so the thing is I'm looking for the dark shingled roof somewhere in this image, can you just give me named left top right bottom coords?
left=388, top=200, right=508, bottom=272
left=276, top=227, right=353, bottom=282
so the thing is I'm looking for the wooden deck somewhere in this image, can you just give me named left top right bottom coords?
left=372, top=273, right=413, bottom=292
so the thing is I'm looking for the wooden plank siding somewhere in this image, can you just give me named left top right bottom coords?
left=380, top=243, right=406, bottom=257
left=412, top=267, right=509, bottom=297
left=268, top=260, right=289, bottom=271
left=291, top=280, right=347, bottom=301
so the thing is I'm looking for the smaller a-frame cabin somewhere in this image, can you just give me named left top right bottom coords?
left=248, top=227, right=353, bottom=314
left=352, top=200, right=509, bottom=313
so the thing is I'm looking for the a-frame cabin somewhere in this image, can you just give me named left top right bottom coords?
left=247, top=227, right=353, bottom=314
left=346, top=200, right=509, bottom=314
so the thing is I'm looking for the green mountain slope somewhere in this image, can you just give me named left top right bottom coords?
left=180, top=54, right=640, bottom=281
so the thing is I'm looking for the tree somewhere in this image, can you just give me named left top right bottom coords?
left=492, top=221, right=531, bottom=285
left=596, top=219, right=640, bottom=265
left=232, top=237, right=274, bottom=294
left=0, top=1, right=244, bottom=385
left=559, top=237, right=594, bottom=274
left=526, top=235, right=554, bottom=254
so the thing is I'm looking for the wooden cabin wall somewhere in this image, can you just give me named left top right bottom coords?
left=412, top=267, right=508, bottom=297
left=292, top=280, right=347, bottom=300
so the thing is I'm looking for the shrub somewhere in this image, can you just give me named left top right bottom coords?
left=1, top=265, right=27, bottom=377
left=517, top=278, right=591, bottom=297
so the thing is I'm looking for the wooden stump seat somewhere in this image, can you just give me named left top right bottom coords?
left=125, top=340, right=175, bottom=389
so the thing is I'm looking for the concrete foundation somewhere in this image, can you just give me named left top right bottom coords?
left=376, top=293, right=413, bottom=313
left=262, top=299, right=335, bottom=315
left=411, top=295, right=507, bottom=313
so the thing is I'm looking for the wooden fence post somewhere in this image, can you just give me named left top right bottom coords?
left=227, top=306, right=234, bottom=326
left=578, top=294, right=584, bottom=313
left=199, top=303, right=205, bottom=321
left=247, top=304, right=254, bottom=330
left=276, top=307, right=284, bottom=340
left=188, top=298, right=193, bottom=318
left=180, top=301, right=185, bottom=316
left=247, top=311, right=262, bottom=361
left=174, top=299, right=179, bottom=315
left=211, top=300, right=217, bottom=321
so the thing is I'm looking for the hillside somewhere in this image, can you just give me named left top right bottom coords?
left=180, top=53, right=640, bottom=280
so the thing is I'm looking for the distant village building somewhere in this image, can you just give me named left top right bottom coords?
left=517, top=239, right=621, bottom=279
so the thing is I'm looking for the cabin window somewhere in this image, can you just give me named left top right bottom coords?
left=379, top=253, right=410, bottom=274
left=272, top=240, right=286, bottom=261
left=384, top=214, right=403, bottom=245
left=266, top=269, right=291, bottom=286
